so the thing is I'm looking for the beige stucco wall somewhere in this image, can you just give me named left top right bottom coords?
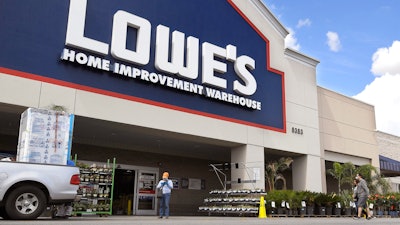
left=318, top=87, right=379, bottom=168
left=376, top=131, right=400, bottom=192
left=377, top=131, right=400, bottom=161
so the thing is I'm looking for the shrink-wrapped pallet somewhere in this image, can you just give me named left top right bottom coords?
left=16, top=108, right=74, bottom=165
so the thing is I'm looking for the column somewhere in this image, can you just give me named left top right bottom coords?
left=231, top=144, right=265, bottom=190
left=292, top=154, right=323, bottom=192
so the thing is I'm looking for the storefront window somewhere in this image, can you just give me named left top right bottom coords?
left=138, top=172, right=156, bottom=194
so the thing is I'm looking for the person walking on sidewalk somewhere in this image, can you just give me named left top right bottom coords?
left=157, top=172, right=173, bottom=219
left=352, top=178, right=359, bottom=216
left=354, top=173, right=372, bottom=220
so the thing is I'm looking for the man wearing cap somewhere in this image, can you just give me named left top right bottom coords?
left=157, top=172, right=173, bottom=218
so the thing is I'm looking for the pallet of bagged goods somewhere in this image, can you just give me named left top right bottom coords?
left=16, top=107, right=74, bottom=165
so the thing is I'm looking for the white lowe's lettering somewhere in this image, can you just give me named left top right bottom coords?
left=61, top=48, right=110, bottom=71
left=110, top=11, right=151, bottom=65
left=65, top=0, right=108, bottom=55
left=155, top=25, right=200, bottom=80
left=65, top=0, right=257, bottom=96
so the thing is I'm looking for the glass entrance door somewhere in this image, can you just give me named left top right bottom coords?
left=112, top=169, right=135, bottom=215
left=135, top=170, right=158, bottom=215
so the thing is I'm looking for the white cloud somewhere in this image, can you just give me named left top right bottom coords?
left=353, top=41, right=400, bottom=136
left=353, top=74, right=400, bottom=136
left=371, top=40, right=400, bottom=77
left=285, top=28, right=300, bottom=51
left=326, top=31, right=342, bottom=52
left=296, top=18, right=311, bottom=29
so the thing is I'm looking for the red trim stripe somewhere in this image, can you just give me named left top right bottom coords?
left=0, top=67, right=284, bottom=132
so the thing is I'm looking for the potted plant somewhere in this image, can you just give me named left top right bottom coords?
left=264, top=191, right=278, bottom=215
left=302, top=191, right=317, bottom=216
left=340, top=189, right=354, bottom=216
left=326, top=193, right=341, bottom=216
left=294, top=191, right=307, bottom=216
left=287, top=191, right=305, bottom=216
left=314, top=193, right=329, bottom=215
left=266, top=190, right=287, bottom=215
left=276, top=190, right=290, bottom=214
left=387, top=193, right=399, bottom=217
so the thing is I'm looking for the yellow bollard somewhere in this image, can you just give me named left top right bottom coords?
left=127, top=199, right=132, bottom=215
left=258, top=196, right=267, bottom=218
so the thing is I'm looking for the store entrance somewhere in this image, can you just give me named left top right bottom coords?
left=112, top=166, right=159, bottom=215
left=136, top=170, right=158, bottom=215
left=112, top=169, right=135, bottom=215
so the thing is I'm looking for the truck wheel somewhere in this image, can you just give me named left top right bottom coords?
left=0, top=207, right=10, bottom=219
left=4, top=185, right=46, bottom=220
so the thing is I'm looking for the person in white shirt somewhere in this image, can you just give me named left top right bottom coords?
left=156, top=172, right=173, bottom=218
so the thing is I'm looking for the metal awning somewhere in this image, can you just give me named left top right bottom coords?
left=379, top=155, right=400, bottom=177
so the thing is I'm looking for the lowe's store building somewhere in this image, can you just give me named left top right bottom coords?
left=0, top=0, right=387, bottom=216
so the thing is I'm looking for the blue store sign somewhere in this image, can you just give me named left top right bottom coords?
left=0, top=0, right=285, bottom=132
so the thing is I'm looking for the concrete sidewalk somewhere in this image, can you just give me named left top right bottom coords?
left=2, top=216, right=397, bottom=225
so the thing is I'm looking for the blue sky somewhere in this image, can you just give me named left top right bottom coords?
left=263, top=0, right=400, bottom=136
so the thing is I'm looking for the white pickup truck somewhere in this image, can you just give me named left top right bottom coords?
left=0, top=161, right=80, bottom=220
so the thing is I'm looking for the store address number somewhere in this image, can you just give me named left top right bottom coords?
left=291, top=127, right=304, bottom=135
